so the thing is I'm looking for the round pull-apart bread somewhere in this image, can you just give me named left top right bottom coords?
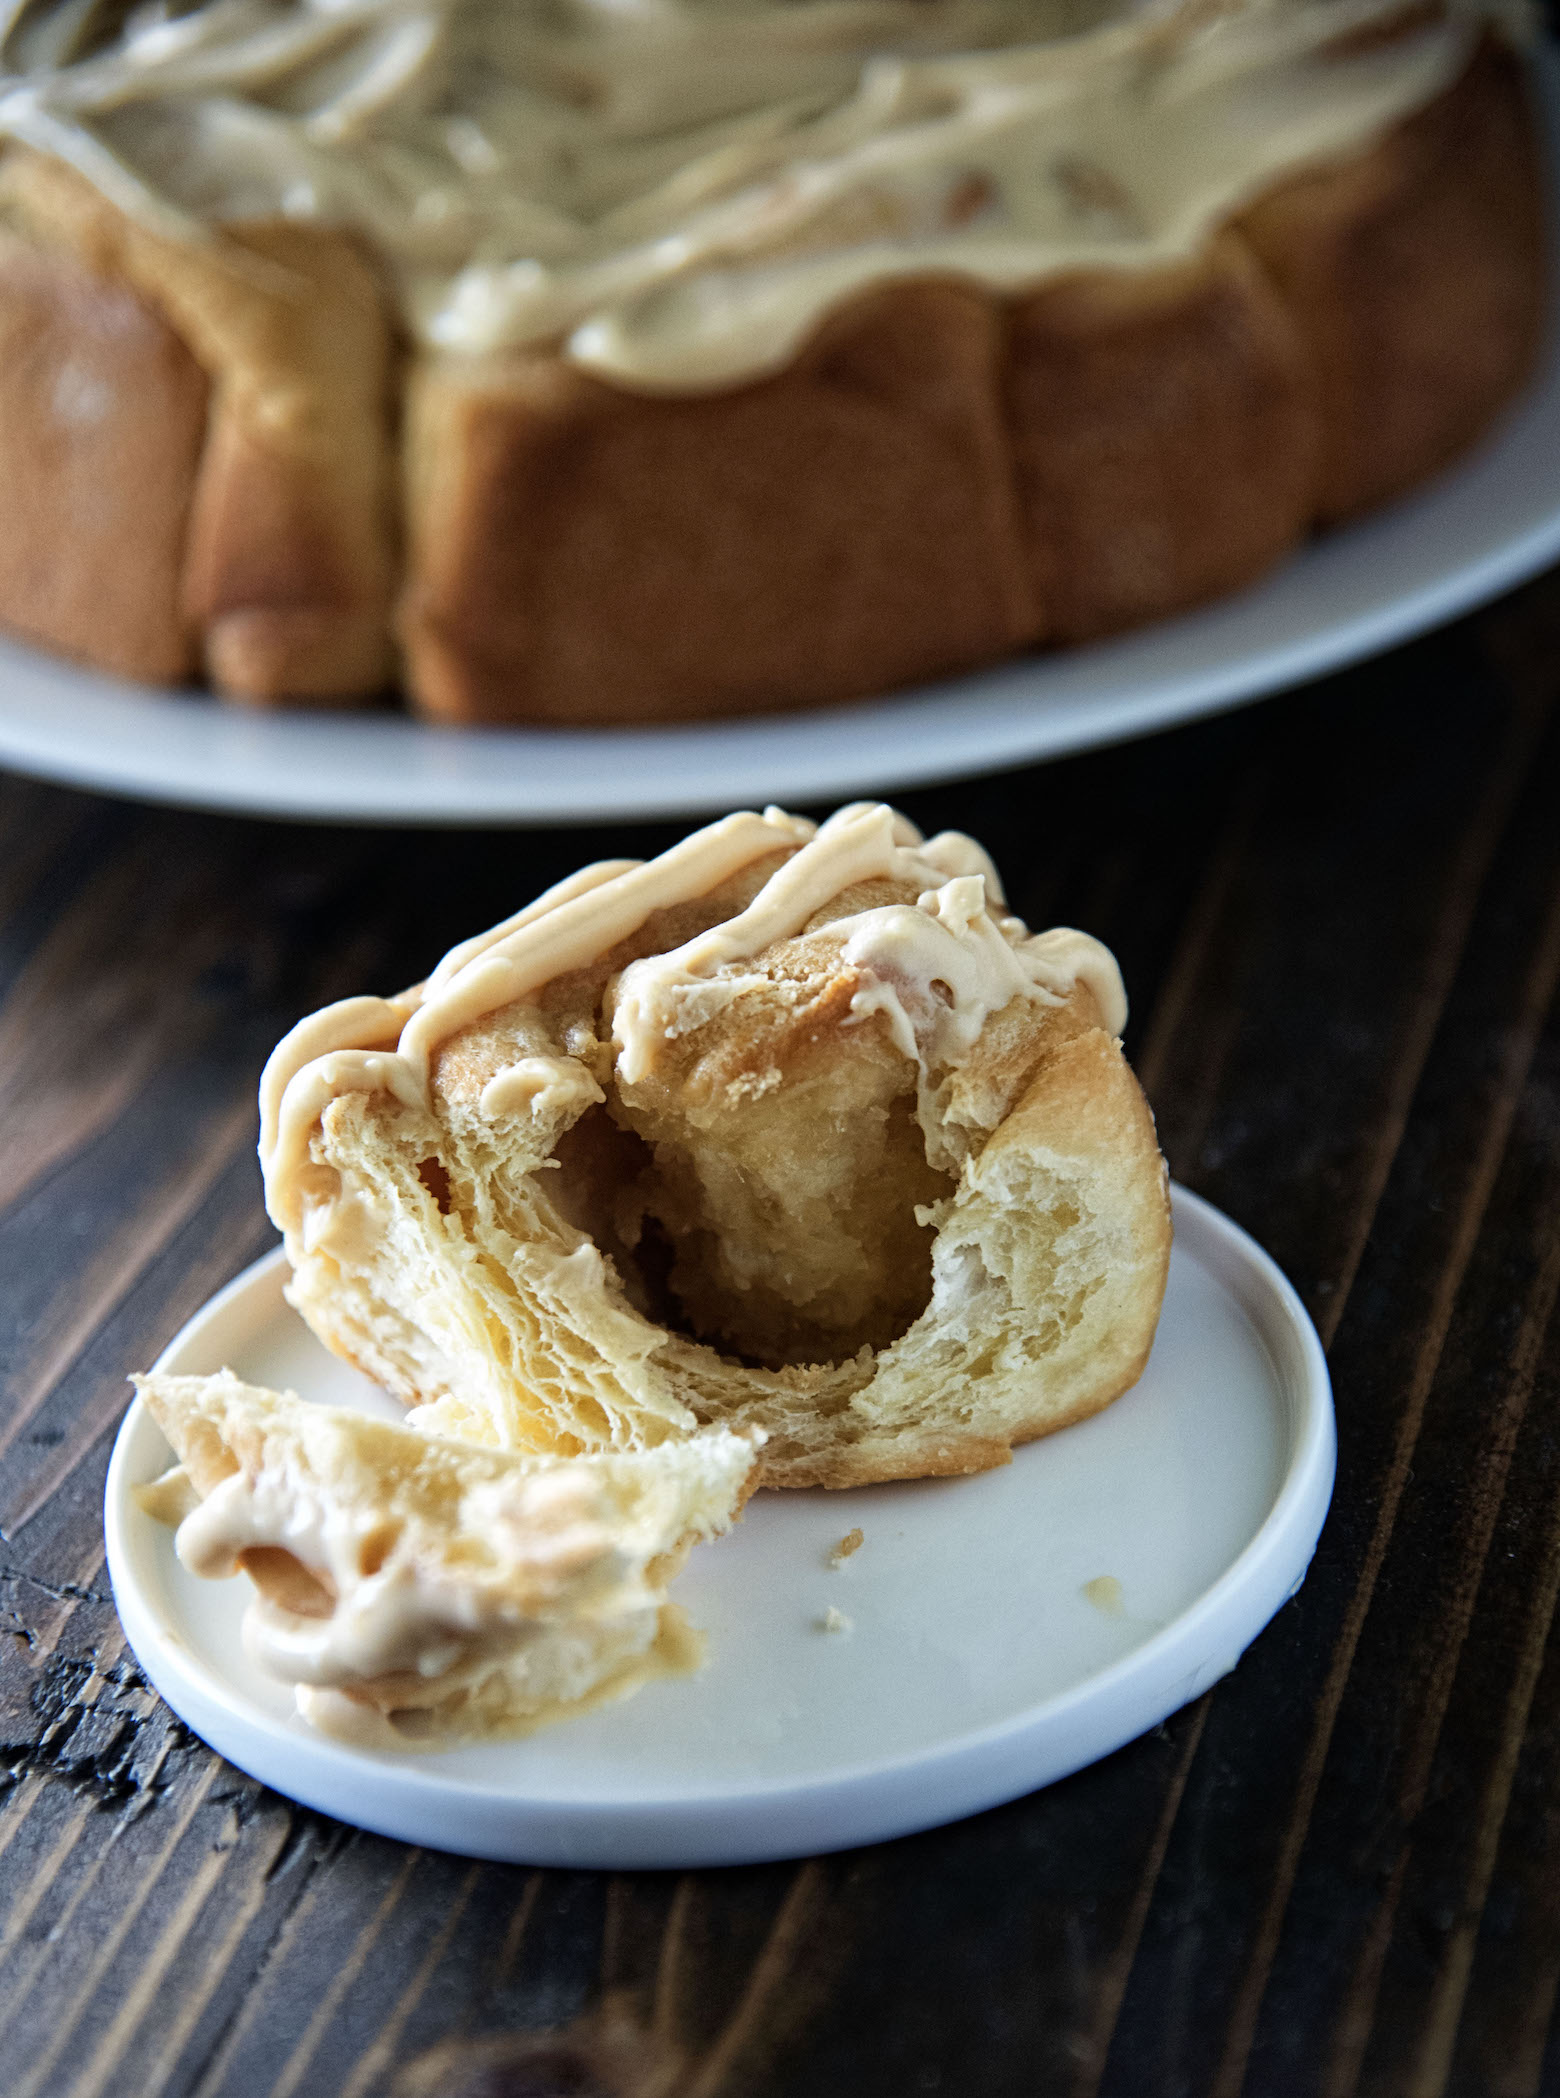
left=258, top=805, right=1173, bottom=1489
left=0, top=2, right=1545, bottom=724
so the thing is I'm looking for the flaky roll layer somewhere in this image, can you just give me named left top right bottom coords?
left=0, top=44, right=1542, bottom=722
left=135, top=1369, right=757, bottom=1746
left=259, top=804, right=1172, bottom=1488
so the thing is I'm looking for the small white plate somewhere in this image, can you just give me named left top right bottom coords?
left=6, top=58, right=1560, bottom=828
left=104, top=1185, right=1333, bottom=1868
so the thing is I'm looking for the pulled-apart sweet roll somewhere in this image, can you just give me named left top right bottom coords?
left=259, top=804, right=1172, bottom=1488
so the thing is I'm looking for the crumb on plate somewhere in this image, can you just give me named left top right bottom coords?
left=1083, top=1575, right=1126, bottom=1617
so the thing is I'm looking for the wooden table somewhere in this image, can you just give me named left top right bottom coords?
left=3, top=570, right=1559, bottom=2098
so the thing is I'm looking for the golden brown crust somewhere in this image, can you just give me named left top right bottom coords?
left=0, top=222, right=206, bottom=681
left=1238, top=41, right=1544, bottom=523
left=1006, top=235, right=1321, bottom=642
left=768, top=1023, right=1173, bottom=1488
left=399, top=277, right=1042, bottom=726
left=793, top=1435, right=1017, bottom=1489
left=401, top=47, right=1544, bottom=721
left=0, top=149, right=400, bottom=704
left=1000, top=1028, right=1169, bottom=1448
left=173, top=220, right=402, bottom=704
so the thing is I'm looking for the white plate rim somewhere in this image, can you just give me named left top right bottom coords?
left=8, top=53, right=1560, bottom=829
left=103, top=1185, right=1335, bottom=1866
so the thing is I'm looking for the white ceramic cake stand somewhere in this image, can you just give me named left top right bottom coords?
left=104, top=1184, right=1334, bottom=1868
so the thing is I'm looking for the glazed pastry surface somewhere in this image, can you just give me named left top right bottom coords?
left=0, top=0, right=1525, bottom=387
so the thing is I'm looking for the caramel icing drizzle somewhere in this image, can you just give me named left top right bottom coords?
left=0, top=0, right=1525, bottom=389
left=258, top=801, right=1127, bottom=1231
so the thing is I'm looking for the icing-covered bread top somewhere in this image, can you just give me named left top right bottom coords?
left=0, top=0, right=1524, bottom=388
left=258, top=800, right=1126, bottom=1234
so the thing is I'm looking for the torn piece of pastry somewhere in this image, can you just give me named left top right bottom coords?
left=259, top=802, right=1171, bottom=1489
left=133, top=1369, right=757, bottom=1747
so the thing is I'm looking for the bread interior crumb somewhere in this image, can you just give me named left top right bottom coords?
left=563, top=1051, right=953, bottom=1372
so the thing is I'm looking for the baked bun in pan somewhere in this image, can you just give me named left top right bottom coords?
left=0, top=149, right=398, bottom=702
left=258, top=804, right=1172, bottom=1489
left=1238, top=37, right=1546, bottom=525
left=134, top=1368, right=758, bottom=1746
left=0, top=24, right=1543, bottom=724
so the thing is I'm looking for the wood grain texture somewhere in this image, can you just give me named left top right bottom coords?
left=3, top=569, right=1560, bottom=2094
